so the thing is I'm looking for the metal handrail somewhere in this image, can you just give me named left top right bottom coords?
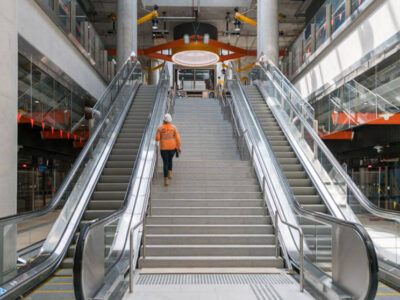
left=228, top=63, right=378, bottom=299
left=0, top=60, right=141, bottom=300
left=0, top=58, right=139, bottom=228
left=73, top=65, right=171, bottom=299
left=258, top=59, right=400, bottom=222
left=274, top=211, right=304, bottom=292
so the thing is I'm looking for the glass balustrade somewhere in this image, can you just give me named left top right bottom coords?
left=255, top=60, right=400, bottom=281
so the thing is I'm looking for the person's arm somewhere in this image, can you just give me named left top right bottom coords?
left=155, top=127, right=160, bottom=142
left=175, top=127, right=181, bottom=152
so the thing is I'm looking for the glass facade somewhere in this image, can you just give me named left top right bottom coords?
left=280, top=0, right=366, bottom=76
left=17, top=53, right=91, bottom=212
left=36, top=0, right=112, bottom=79
left=311, top=50, right=400, bottom=211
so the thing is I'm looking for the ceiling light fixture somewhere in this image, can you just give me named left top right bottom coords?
left=234, top=19, right=241, bottom=32
left=152, top=18, right=159, bottom=30
left=172, top=44, right=220, bottom=67
left=204, top=33, right=210, bottom=45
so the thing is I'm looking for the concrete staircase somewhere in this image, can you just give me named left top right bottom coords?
left=245, top=85, right=332, bottom=270
left=139, top=98, right=283, bottom=269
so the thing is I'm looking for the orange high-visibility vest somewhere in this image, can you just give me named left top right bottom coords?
left=155, top=123, right=181, bottom=150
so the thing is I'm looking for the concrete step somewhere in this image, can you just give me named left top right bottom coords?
left=152, top=192, right=262, bottom=200
left=152, top=178, right=259, bottom=185
left=153, top=173, right=256, bottom=181
left=146, top=216, right=270, bottom=225
left=152, top=185, right=260, bottom=193
left=145, top=234, right=275, bottom=245
left=138, top=256, right=284, bottom=268
left=151, top=199, right=264, bottom=208
left=151, top=207, right=267, bottom=215
left=141, top=245, right=276, bottom=256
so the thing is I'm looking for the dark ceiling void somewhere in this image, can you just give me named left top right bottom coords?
left=18, top=124, right=81, bottom=160
left=173, top=23, right=218, bottom=40
left=325, top=125, right=400, bottom=160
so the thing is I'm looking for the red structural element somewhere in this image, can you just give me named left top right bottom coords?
left=73, top=140, right=86, bottom=148
left=18, top=111, right=70, bottom=125
left=320, top=130, right=354, bottom=140
left=332, top=112, right=400, bottom=125
left=41, top=129, right=89, bottom=140
left=138, top=36, right=257, bottom=63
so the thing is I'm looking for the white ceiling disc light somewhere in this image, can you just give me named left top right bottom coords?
left=172, top=50, right=219, bottom=67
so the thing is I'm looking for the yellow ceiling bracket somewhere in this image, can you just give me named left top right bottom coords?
left=137, top=10, right=159, bottom=25
left=237, top=63, right=255, bottom=73
left=234, top=12, right=257, bottom=26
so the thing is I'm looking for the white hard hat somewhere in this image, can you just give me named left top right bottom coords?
left=164, top=113, right=172, bottom=123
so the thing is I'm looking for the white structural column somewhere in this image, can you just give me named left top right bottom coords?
left=0, top=0, right=17, bottom=280
left=0, top=0, right=17, bottom=218
left=257, top=0, right=279, bottom=65
left=117, top=0, right=137, bottom=69
left=149, top=59, right=160, bottom=85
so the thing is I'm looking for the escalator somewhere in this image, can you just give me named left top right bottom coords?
left=0, top=58, right=169, bottom=300
left=236, top=58, right=400, bottom=295
left=24, top=86, right=156, bottom=299
left=245, top=85, right=332, bottom=270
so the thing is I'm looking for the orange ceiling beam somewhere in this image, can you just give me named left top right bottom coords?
left=139, top=38, right=185, bottom=56
left=332, top=112, right=400, bottom=125
left=139, top=37, right=256, bottom=63
left=147, top=52, right=173, bottom=62
left=320, top=130, right=354, bottom=140
left=220, top=53, right=246, bottom=61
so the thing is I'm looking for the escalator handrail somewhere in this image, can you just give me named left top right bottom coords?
left=258, top=59, right=400, bottom=222
left=0, top=58, right=140, bottom=227
left=229, top=64, right=378, bottom=299
left=73, top=65, right=170, bottom=299
left=0, top=68, right=142, bottom=300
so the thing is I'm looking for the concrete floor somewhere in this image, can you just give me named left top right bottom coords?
left=124, top=273, right=314, bottom=300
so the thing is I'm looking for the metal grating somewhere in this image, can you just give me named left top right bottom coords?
left=136, top=274, right=294, bottom=285
left=250, top=284, right=283, bottom=300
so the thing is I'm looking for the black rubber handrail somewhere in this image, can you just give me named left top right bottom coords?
left=73, top=65, right=170, bottom=300
left=230, top=65, right=378, bottom=299
left=0, top=59, right=139, bottom=227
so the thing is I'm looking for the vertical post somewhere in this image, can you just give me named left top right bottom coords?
left=310, top=23, right=316, bottom=53
left=257, top=0, right=279, bottom=64
left=143, top=218, right=146, bottom=258
left=0, top=0, right=17, bottom=219
left=313, top=120, right=319, bottom=159
left=81, top=21, right=89, bottom=51
left=299, top=39, right=304, bottom=66
left=94, top=36, right=100, bottom=68
left=326, top=4, right=332, bottom=39
left=53, top=0, right=59, bottom=15
left=129, top=229, right=134, bottom=293
left=68, top=1, right=76, bottom=36
left=274, top=213, right=279, bottom=258
left=0, top=0, right=17, bottom=258
left=102, top=50, right=108, bottom=76
left=345, top=0, right=352, bottom=20
left=299, top=232, right=304, bottom=292
left=288, top=51, right=293, bottom=78
left=117, top=0, right=138, bottom=69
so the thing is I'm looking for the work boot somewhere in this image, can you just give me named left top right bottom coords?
left=164, top=177, right=169, bottom=186
left=168, top=170, right=172, bottom=179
